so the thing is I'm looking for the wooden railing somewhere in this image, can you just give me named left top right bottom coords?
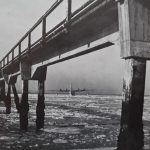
left=0, top=0, right=105, bottom=69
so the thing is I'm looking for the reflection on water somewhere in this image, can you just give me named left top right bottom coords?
left=0, top=95, right=149, bottom=150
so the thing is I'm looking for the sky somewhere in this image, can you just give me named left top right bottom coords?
left=0, top=0, right=150, bottom=95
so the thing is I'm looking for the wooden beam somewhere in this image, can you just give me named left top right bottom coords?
left=118, top=0, right=150, bottom=59
left=117, top=58, right=146, bottom=150
left=66, top=0, right=72, bottom=22
left=36, top=80, right=45, bottom=130
left=42, top=18, right=46, bottom=39
left=12, top=84, right=20, bottom=113
left=20, top=62, right=31, bottom=80
left=20, top=80, right=29, bottom=131
left=0, top=80, right=5, bottom=102
left=5, top=84, right=11, bottom=114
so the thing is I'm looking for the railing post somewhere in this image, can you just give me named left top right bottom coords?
left=66, top=0, right=72, bottom=22
left=19, top=43, right=21, bottom=58
left=41, top=18, right=46, bottom=47
left=28, top=33, right=31, bottom=51
left=3, top=59, right=5, bottom=67
left=7, top=55, right=9, bottom=65
left=12, top=50, right=14, bottom=61
left=42, top=18, right=46, bottom=40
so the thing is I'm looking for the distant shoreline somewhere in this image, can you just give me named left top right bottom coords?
left=12, top=93, right=150, bottom=97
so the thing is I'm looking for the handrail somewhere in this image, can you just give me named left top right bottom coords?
left=0, top=0, right=64, bottom=67
left=0, top=0, right=106, bottom=69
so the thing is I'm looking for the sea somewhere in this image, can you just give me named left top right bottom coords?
left=0, top=94, right=150, bottom=150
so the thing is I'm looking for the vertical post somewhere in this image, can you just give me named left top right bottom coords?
left=7, top=55, right=9, bottom=65
left=117, top=0, right=150, bottom=149
left=20, top=80, right=29, bottom=131
left=18, top=43, right=21, bottom=58
left=42, top=18, right=46, bottom=40
left=32, top=67, right=47, bottom=130
left=66, top=0, right=72, bottom=22
left=36, top=80, right=45, bottom=130
left=0, top=81, right=5, bottom=102
left=117, top=58, right=146, bottom=150
left=12, top=84, right=20, bottom=113
left=3, top=59, right=5, bottom=67
left=28, top=33, right=31, bottom=52
left=5, top=84, right=11, bottom=114
left=12, top=50, right=14, bottom=61
left=41, top=18, right=46, bottom=47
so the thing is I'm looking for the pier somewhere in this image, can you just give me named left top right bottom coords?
left=0, top=0, right=150, bottom=149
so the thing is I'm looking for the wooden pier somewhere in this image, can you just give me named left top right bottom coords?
left=0, top=0, right=150, bottom=149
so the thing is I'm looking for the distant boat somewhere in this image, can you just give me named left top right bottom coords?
left=69, top=83, right=75, bottom=96
left=49, top=84, right=90, bottom=96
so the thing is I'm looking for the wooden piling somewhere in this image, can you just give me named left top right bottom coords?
left=20, top=80, right=29, bottom=131
left=36, top=80, right=45, bottom=130
left=0, top=81, right=5, bottom=102
left=12, top=84, right=20, bottom=113
left=5, top=84, right=11, bottom=114
left=33, top=67, right=47, bottom=130
left=117, top=58, right=146, bottom=150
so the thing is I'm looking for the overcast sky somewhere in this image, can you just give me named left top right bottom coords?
left=0, top=0, right=150, bottom=95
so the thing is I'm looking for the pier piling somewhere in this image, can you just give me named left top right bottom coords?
left=117, top=58, right=146, bottom=150
left=12, top=84, right=20, bottom=113
left=33, top=67, right=47, bottom=130
left=36, top=80, right=45, bottom=130
left=0, top=80, right=5, bottom=102
left=5, top=84, right=11, bottom=114
left=10, top=75, right=20, bottom=113
left=20, top=80, right=29, bottom=131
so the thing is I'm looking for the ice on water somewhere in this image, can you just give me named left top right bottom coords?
left=0, top=94, right=149, bottom=150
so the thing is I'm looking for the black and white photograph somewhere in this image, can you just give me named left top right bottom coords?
left=0, top=0, right=150, bottom=150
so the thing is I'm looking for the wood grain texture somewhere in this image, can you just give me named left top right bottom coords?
left=119, top=0, right=150, bottom=58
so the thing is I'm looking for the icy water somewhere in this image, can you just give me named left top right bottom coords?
left=0, top=95, right=150, bottom=150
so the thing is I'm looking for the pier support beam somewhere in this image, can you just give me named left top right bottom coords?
left=0, top=80, right=5, bottom=102
left=20, top=80, right=29, bottom=131
left=36, top=80, right=45, bottom=130
left=117, top=0, right=150, bottom=148
left=10, top=75, right=20, bottom=113
left=12, top=84, right=20, bottom=113
left=5, top=84, right=11, bottom=114
left=32, top=66, right=47, bottom=130
left=117, top=58, right=146, bottom=150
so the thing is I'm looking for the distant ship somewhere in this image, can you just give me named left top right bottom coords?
left=58, top=84, right=87, bottom=96
left=69, top=83, right=75, bottom=96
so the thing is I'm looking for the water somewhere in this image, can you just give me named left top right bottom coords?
left=0, top=94, right=150, bottom=150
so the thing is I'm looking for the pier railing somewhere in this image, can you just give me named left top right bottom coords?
left=0, top=0, right=99, bottom=69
